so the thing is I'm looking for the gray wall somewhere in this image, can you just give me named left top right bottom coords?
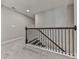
left=1, top=5, right=35, bottom=42
left=35, top=5, right=74, bottom=27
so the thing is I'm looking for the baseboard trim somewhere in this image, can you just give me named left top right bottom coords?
left=1, top=36, right=25, bottom=45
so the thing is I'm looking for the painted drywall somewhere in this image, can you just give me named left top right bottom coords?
left=1, top=5, right=35, bottom=42
left=35, top=5, right=74, bottom=27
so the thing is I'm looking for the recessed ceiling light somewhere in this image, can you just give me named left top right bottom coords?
left=26, top=9, right=30, bottom=12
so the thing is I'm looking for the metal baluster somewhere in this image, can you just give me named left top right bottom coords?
left=61, top=29, right=63, bottom=53
left=40, top=29, right=42, bottom=47
left=68, top=29, right=70, bottom=55
left=54, top=29, right=55, bottom=51
left=48, top=29, right=49, bottom=50
left=43, top=29, right=45, bottom=47
left=25, top=27, right=28, bottom=44
left=58, top=29, right=60, bottom=52
left=50, top=29, right=51, bottom=50
left=55, top=29, right=57, bottom=52
left=45, top=29, right=47, bottom=49
left=39, top=29, right=40, bottom=42
left=41, top=29, right=42, bottom=44
left=65, top=29, right=66, bottom=54
left=47, top=29, right=48, bottom=49
left=43, top=30, right=45, bottom=46
left=49, top=29, right=51, bottom=50
left=72, top=29, right=74, bottom=56
left=41, top=29, right=43, bottom=48
left=52, top=29, right=54, bottom=51
left=42, top=30, right=44, bottom=46
left=57, top=29, right=58, bottom=52
left=48, top=29, right=50, bottom=50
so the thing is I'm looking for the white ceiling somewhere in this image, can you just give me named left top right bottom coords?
left=2, top=0, right=74, bottom=19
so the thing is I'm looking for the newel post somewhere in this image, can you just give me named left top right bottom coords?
left=25, top=27, right=28, bottom=44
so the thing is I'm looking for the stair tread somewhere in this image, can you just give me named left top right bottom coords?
left=37, top=42, right=46, bottom=47
left=32, top=40, right=40, bottom=45
left=37, top=42, right=42, bottom=46
left=28, top=38, right=38, bottom=43
left=42, top=45, right=46, bottom=47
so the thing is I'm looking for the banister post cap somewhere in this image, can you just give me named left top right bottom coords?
left=74, top=25, right=77, bottom=30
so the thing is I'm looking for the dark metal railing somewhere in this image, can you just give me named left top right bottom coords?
left=38, top=30, right=65, bottom=52
left=26, top=26, right=76, bottom=30
left=25, top=26, right=77, bottom=56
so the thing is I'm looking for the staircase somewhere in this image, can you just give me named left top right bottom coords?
left=25, top=26, right=77, bottom=57
left=28, top=38, right=46, bottom=47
